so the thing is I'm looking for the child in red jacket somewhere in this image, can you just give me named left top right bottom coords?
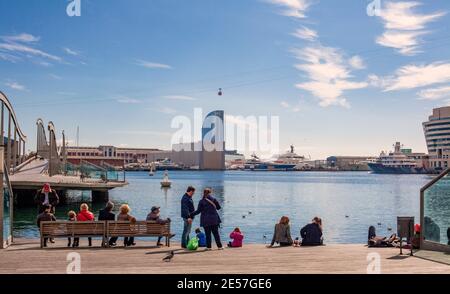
left=228, top=227, right=244, bottom=248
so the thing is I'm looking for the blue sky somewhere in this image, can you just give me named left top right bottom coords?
left=1, top=0, right=450, bottom=158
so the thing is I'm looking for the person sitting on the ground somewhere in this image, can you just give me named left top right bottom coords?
left=146, top=206, right=171, bottom=246
left=195, top=228, right=207, bottom=247
left=36, top=204, right=56, bottom=247
left=300, top=217, right=323, bottom=246
left=98, top=201, right=117, bottom=247
left=367, top=226, right=398, bottom=247
left=75, top=203, right=95, bottom=247
left=228, top=227, right=244, bottom=248
left=118, top=204, right=137, bottom=247
left=268, top=216, right=293, bottom=247
left=67, top=210, right=76, bottom=247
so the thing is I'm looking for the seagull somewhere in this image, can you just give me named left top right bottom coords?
left=162, top=251, right=174, bottom=262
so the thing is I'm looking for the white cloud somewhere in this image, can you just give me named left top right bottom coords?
left=0, top=33, right=61, bottom=63
left=348, top=55, right=366, bottom=70
left=293, top=45, right=367, bottom=107
left=291, top=26, right=318, bottom=41
left=418, top=86, right=450, bottom=100
left=2, top=33, right=40, bottom=43
left=375, top=2, right=446, bottom=55
left=63, top=47, right=80, bottom=56
left=116, top=97, right=142, bottom=104
left=163, top=95, right=196, bottom=101
left=135, top=59, right=172, bottom=69
left=280, top=101, right=290, bottom=108
left=382, top=62, right=450, bottom=91
left=5, top=81, right=26, bottom=91
left=158, top=107, right=177, bottom=114
left=267, top=0, right=312, bottom=18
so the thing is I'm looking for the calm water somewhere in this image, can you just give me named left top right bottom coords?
left=13, top=171, right=433, bottom=244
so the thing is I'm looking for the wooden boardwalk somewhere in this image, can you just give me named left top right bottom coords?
left=1, top=239, right=449, bottom=274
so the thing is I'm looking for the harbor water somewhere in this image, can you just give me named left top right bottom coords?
left=12, top=171, right=433, bottom=244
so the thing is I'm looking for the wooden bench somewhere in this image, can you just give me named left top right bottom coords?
left=40, top=221, right=106, bottom=248
left=39, top=221, right=173, bottom=248
left=106, top=221, right=173, bottom=247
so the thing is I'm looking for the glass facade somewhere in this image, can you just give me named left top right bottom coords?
left=422, top=170, right=450, bottom=247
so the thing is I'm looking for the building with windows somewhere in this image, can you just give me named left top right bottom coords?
left=423, top=106, right=450, bottom=170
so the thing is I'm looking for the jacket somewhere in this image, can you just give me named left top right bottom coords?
left=98, top=208, right=115, bottom=221
left=146, top=212, right=170, bottom=224
left=77, top=210, right=94, bottom=221
left=300, top=223, right=323, bottom=246
left=197, top=232, right=207, bottom=247
left=271, top=223, right=293, bottom=246
left=34, top=189, right=59, bottom=212
left=191, top=195, right=221, bottom=227
left=181, top=193, right=195, bottom=219
left=36, top=212, right=56, bottom=228
left=117, top=213, right=134, bottom=221
left=230, top=231, right=244, bottom=247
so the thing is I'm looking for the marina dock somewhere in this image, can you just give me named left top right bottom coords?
left=1, top=239, right=449, bottom=274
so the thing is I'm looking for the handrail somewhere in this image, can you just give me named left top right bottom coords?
left=0, top=91, right=27, bottom=142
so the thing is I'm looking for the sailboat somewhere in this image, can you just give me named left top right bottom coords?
left=160, top=170, right=171, bottom=188
left=149, top=163, right=155, bottom=176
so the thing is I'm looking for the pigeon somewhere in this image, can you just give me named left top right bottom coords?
left=162, top=251, right=174, bottom=262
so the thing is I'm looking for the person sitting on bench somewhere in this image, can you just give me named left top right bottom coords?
left=146, top=206, right=171, bottom=247
left=36, top=204, right=56, bottom=247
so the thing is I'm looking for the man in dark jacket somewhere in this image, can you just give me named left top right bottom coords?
left=98, top=201, right=117, bottom=246
left=180, top=186, right=196, bottom=248
left=35, top=183, right=59, bottom=214
left=300, top=219, right=323, bottom=246
left=36, top=204, right=56, bottom=247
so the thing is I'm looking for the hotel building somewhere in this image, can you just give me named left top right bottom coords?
left=423, top=106, right=450, bottom=170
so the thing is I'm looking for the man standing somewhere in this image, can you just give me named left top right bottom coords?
left=35, top=183, right=59, bottom=214
left=181, top=186, right=196, bottom=248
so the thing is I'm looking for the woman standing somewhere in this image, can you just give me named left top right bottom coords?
left=268, top=216, right=293, bottom=247
left=191, top=188, right=223, bottom=250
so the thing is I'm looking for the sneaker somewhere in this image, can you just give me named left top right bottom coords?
left=218, top=247, right=224, bottom=250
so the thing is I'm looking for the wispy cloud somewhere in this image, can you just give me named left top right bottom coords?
left=63, top=47, right=80, bottom=56
left=375, top=2, right=446, bottom=55
left=267, top=0, right=312, bottom=18
left=163, top=95, right=196, bottom=101
left=49, top=74, right=62, bottom=80
left=380, top=62, right=450, bottom=91
left=418, top=86, right=450, bottom=100
left=5, top=81, right=26, bottom=91
left=293, top=45, right=368, bottom=108
left=158, top=107, right=178, bottom=114
left=0, top=33, right=61, bottom=64
left=116, top=97, right=142, bottom=104
left=135, top=59, right=172, bottom=69
left=291, top=26, right=318, bottom=41
left=2, top=33, right=40, bottom=43
left=280, top=101, right=301, bottom=112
